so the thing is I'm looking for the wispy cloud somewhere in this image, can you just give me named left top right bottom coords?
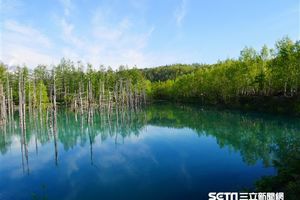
left=60, top=0, right=73, bottom=16
left=0, top=0, right=24, bottom=16
left=4, top=20, right=52, bottom=48
left=174, top=0, right=187, bottom=27
left=87, top=9, right=155, bottom=67
left=56, top=0, right=87, bottom=61
left=59, top=18, right=84, bottom=48
left=53, top=3, right=155, bottom=68
left=1, top=20, right=57, bottom=67
left=1, top=0, right=184, bottom=68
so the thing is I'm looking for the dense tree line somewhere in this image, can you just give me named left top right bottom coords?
left=0, top=60, right=149, bottom=111
left=151, top=37, right=300, bottom=103
left=0, top=37, right=299, bottom=118
left=141, top=63, right=204, bottom=82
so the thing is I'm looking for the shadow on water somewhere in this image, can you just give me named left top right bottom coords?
left=0, top=103, right=299, bottom=199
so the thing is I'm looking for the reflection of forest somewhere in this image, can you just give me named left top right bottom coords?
left=146, top=103, right=300, bottom=198
left=1, top=104, right=299, bottom=167
left=147, top=103, right=300, bottom=166
left=0, top=104, right=299, bottom=197
left=0, top=108, right=148, bottom=155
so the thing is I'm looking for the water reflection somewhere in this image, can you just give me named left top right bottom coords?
left=0, top=104, right=300, bottom=171
left=150, top=104, right=300, bottom=166
left=0, top=108, right=148, bottom=171
left=0, top=103, right=299, bottom=199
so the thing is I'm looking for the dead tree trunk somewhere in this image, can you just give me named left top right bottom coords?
left=18, top=70, right=24, bottom=131
left=79, top=84, right=83, bottom=115
left=33, top=78, right=37, bottom=121
left=53, top=72, right=57, bottom=131
left=39, top=82, right=42, bottom=127
left=88, top=80, right=93, bottom=124
left=22, top=72, right=26, bottom=130
left=28, top=81, right=32, bottom=116
left=74, top=90, right=78, bottom=121
left=10, top=87, right=14, bottom=122
left=6, top=75, right=11, bottom=122
left=98, top=81, right=102, bottom=109
left=114, top=82, right=118, bottom=109
left=0, top=83, right=6, bottom=125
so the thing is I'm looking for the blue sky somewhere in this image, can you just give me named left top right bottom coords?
left=0, top=0, right=299, bottom=69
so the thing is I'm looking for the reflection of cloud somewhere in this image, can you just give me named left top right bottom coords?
left=180, top=164, right=192, bottom=188
left=64, top=148, right=87, bottom=176
left=7, top=138, right=55, bottom=179
left=96, top=139, right=157, bottom=168
left=58, top=135, right=159, bottom=200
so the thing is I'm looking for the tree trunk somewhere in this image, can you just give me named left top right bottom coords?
left=79, top=84, right=83, bottom=115
left=53, top=72, right=57, bottom=130
left=10, top=87, right=14, bottom=121
left=284, top=80, right=287, bottom=96
left=18, top=70, right=24, bottom=130
left=6, top=75, right=11, bottom=122
left=0, top=84, right=6, bottom=125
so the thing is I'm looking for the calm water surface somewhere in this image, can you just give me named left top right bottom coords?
left=0, top=104, right=299, bottom=200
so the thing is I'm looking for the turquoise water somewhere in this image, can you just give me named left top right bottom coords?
left=0, top=104, right=299, bottom=200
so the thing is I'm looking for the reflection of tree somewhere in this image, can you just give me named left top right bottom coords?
left=146, top=103, right=300, bottom=198
left=53, top=109, right=147, bottom=151
left=255, top=129, right=300, bottom=200
left=0, top=127, right=10, bottom=155
left=1, top=103, right=299, bottom=194
left=1, top=104, right=299, bottom=166
left=146, top=103, right=300, bottom=167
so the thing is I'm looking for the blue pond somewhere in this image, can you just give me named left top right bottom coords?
left=1, top=104, right=299, bottom=200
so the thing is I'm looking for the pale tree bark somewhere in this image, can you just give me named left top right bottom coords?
left=0, top=83, right=7, bottom=125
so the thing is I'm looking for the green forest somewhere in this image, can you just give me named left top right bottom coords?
left=0, top=37, right=300, bottom=119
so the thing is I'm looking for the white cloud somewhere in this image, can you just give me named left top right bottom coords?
left=1, top=20, right=58, bottom=67
left=54, top=4, right=155, bottom=68
left=59, top=0, right=73, bottom=16
left=174, top=0, right=187, bottom=27
left=4, top=20, right=52, bottom=48
left=0, top=0, right=24, bottom=16
left=2, top=44, right=56, bottom=67
left=59, top=18, right=84, bottom=48
left=1, top=1, right=157, bottom=69
left=88, top=16, right=154, bottom=68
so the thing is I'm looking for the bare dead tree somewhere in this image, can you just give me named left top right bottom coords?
left=79, top=83, right=83, bottom=115
left=18, top=69, right=24, bottom=131
left=0, top=83, right=6, bottom=125
left=6, top=74, right=11, bottom=122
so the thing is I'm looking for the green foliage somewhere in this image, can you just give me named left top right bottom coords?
left=149, top=37, right=300, bottom=112
left=0, top=62, right=7, bottom=84
left=36, top=81, right=49, bottom=109
left=256, top=155, right=300, bottom=200
left=1, top=37, right=299, bottom=114
left=142, top=63, right=204, bottom=82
